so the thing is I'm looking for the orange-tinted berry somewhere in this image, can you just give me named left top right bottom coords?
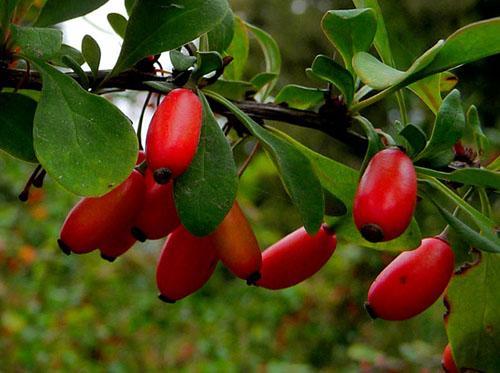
left=442, top=343, right=459, bottom=373
left=353, top=148, right=417, bottom=242
left=156, top=226, right=218, bottom=303
left=256, top=225, right=337, bottom=290
left=366, top=237, right=454, bottom=321
left=210, top=201, right=261, bottom=281
left=146, top=88, right=202, bottom=184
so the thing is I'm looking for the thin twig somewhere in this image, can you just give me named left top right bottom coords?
left=238, top=141, right=260, bottom=177
left=138, top=91, right=153, bottom=150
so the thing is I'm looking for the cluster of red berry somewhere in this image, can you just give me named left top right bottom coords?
left=57, top=88, right=458, bottom=367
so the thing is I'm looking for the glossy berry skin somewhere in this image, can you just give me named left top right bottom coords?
left=366, top=237, right=454, bottom=321
left=210, top=201, right=261, bottom=281
left=442, top=344, right=459, bottom=373
left=58, top=170, right=145, bottom=255
left=99, top=231, right=136, bottom=262
left=156, top=226, right=218, bottom=303
left=146, top=88, right=202, bottom=183
left=131, top=170, right=180, bottom=241
left=353, top=148, right=417, bottom=242
left=255, top=224, right=337, bottom=290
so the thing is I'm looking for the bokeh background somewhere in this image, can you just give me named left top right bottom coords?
left=1, top=0, right=499, bottom=371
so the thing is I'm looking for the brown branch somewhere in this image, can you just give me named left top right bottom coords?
left=0, top=67, right=367, bottom=154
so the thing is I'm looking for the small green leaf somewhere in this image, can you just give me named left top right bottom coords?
left=321, top=8, right=377, bottom=73
left=107, top=13, right=128, bottom=39
left=206, top=90, right=324, bottom=234
left=124, top=0, right=135, bottom=16
left=34, top=0, right=109, bottom=26
left=465, top=105, right=489, bottom=154
left=174, top=92, right=238, bottom=236
left=352, top=0, right=394, bottom=65
left=81, top=35, right=101, bottom=79
left=0, top=93, right=37, bottom=162
left=169, top=50, right=197, bottom=71
left=274, top=85, right=325, bottom=110
left=245, top=22, right=281, bottom=100
left=143, top=81, right=175, bottom=94
left=399, top=124, right=427, bottom=157
left=419, top=17, right=500, bottom=77
left=416, top=89, right=465, bottom=162
left=205, top=79, right=253, bottom=101
left=355, top=116, right=383, bottom=173
left=50, top=44, right=85, bottom=67
left=353, top=40, right=444, bottom=90
left=446, top=253, right=500, bottom=371
left=269, top=127, right=421, bottom=251
left=30, top=58, right=138, bottom=196
left=310, top=55, right=354, bottom=105
left=416, top=167, right=500, bottom=190
left=250, top=72, right=278, bottom=91
left=408, top=74, right=442, bottom=114
left=11, top=25, right=62, bottom=60
left=224, top=16, right=249, bottom=81
left=192, top=51, right=223, bottom=81
left=207, top=8, right=234, bottom=53
left=487, top=156, right=500, bottom=172
left=111, top=0, right=229, bottom=75
left=61, top=55, right=89, bottom=90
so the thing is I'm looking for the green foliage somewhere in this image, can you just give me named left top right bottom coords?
left=11, top=25, right=62, bottom=60
left=274, top=85, right=325, bottom=110
left=107, top=13, right=127, bottom=39
left=174, top=92, right=237, bottom=236
left=308, top=55, right=354, bottom=105
left=223, top=16, right=249, bottom=81
left=34, top=0, right=109, bottom=27
left=207, top=9, right=234, bottom=53
left=81, top=35, right=101, bottom=79
left=31, top=59, right=138, bottom=196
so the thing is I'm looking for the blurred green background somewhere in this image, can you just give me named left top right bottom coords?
left=0, top=0, right=499, bottom=371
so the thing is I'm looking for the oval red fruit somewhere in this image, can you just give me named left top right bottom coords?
left=146, top=88, right=202, bottom=183
left=58, top=170, right=145, bottom=255
left=353, top=148, right=417, bottom=242
left=442, top=343, right=459, bottom=373
left=365, top=237, right=454, bottom=321
left=99, top=230, right=136, bottom=262
left=156, top=226, right=218, bottom=303
left=255, top=224, right=337, bottom=290
left=131, top=170, right=180, bottom=241
left=210, top=201, right=261, bottom=281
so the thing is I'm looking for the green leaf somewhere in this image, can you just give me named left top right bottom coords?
left=355, top=116, right=383, bottom=172
left=398, top=123, right=427, bottom=157
left=207, top=8, right=234, bottom=53
left=206, top=90, right=324, bottom=234
left=174, top=92, right=238, bottom=236
left=352, top=0, right=394, bottom=65
left=204, top=79, right=253, bottom=101
left=0, top=93, right=37, bottom=162
left=407, top=74, right=442, bottom=114
left=274, top=85, right=325, bottom=110
left=245, top=22, right=281, bottom=100
left=169, top=50, right=197, bottom=71
left=353, top=40, right=444, bottom=90
left=416, top=167, right=500, bottom=190
left=224, top=16, right=249, bottom=81
left=250, top=72, right=277, bottom=91
left=124, top=0, right=135, bottom=16
left=30, top=58, right=138, bottom=196
left=419, top=17, right=500, bottom=77
left=416, top=89, right=465, bottom=162
left=11, top=25, right=62, bottom=60
left=34, top=0, right=109, bottom=27
left=440, top=71, right=458, bottom=92
left=192, top=51, right=223, bottom=81
left=465, top=105, right=488, bottom=154
left=81, top=35, right=101, bottom=79
left=61, top=55, right=89, bottom=90
left=269, top=127, right=421, bottom=251
left=309, top=55, right=354, bottom=105
left=111, top=0, right=230, bottom=75
left=487, top=156, right=500, bottom=172
left=50, top=44, right=85, bottom=67
left=321, top=8, right=377, bottom=73
left=446, top=253, right=500, bottom=371
left=107, top=13, right=128, bottom=39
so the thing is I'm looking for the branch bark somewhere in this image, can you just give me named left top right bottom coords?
left=0, top=67, right=367, bottom=154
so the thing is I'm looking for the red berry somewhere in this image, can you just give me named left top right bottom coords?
left=131, top=170, right=180, bottom=241
left=156, top=226, right=218, bottom=303
left=210, top=201, right=261, bottom=281
left=365, top=237, right=454, bottom=321
left=99, top=230, right=136, bottom=262
left=442, top=343, right=459, bottom=373
left=353, top=148, right=417, bottom=242
left=58, top=170, right=145, bottom=255
left=255, top=224, right=337, bottom=290
left=146, top=88, right=202, bottom=184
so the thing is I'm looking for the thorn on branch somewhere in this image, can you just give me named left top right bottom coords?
left=18, top=164, right=42, bottom=202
